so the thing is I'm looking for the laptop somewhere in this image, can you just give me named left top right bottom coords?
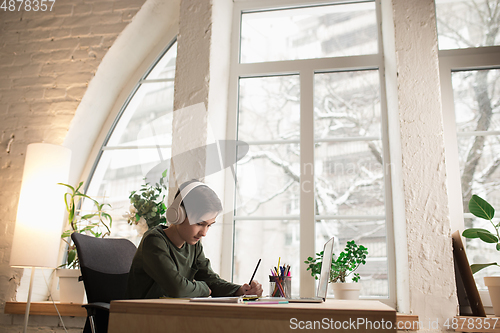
left=260, top=236, right=335, bottom=303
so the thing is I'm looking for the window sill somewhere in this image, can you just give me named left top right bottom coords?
left=4, top=301, right=87, bottom=317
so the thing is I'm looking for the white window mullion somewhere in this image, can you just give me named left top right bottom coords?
left=440, top=59, right=465, bottom=234
left=220, top=74, right=240, bottom=282
left=233, top=215, right=386, bottom=220
left=300, top=69, right=315, bottom=297
left=234, top=55, right=381, bottom=79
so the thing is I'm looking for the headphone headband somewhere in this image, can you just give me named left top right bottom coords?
left=166, top=181, right=206, bottom=225
left=179, top=181, right=205, bottom=200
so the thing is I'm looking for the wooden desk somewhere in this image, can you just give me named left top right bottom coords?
left=108, top=299, right=397, bottom=333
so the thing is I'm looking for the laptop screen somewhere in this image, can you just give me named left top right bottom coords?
left=316, top=237, right=335, bottom=300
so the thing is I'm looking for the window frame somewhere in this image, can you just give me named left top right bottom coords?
left=69, top=38, right=178, bottom=249
left=440, top=45, right=500, bottom=234
left=223, top=0, right=396, bottom=306
left=83, top=38, right=177, bottom=195
left=440, top=44, right=500, bottom=314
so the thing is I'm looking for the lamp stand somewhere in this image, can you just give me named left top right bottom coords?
left=23, top=267, right=35, bottom=333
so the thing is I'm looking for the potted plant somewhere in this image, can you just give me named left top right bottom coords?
left=57, top=182, right=112, bottom=303
left=304, top=240, right=368, bottom=300
left=123, top=182, right=167, bottom=236
left=462, top=194, right=500, bottom=315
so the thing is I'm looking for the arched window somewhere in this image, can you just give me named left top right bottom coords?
left=84, top=40, right=177, bottom=244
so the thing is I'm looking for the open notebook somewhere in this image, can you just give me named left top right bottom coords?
left=189, top=237, right=335, bottom=304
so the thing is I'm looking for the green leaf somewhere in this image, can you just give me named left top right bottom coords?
left=469, top=194, right=495, bottom=220
left=477, top=230, right=499, bottom=243
left=61, top=230, right=73, bottom=238
left=471, top=263, right=499, bottom=274
left=67, top=249, right=76, bottom=266
left=75, top=181, right=84, bottom=192
left=497, top=243, right=500, bottom=251
left=58, top=182, right=75, bottom=192
left=462, top=228, right=493, bottom=239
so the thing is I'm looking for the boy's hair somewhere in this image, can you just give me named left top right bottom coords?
left=175, top=179, right=222, bottom=223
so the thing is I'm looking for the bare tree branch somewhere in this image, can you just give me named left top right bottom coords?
left=461, top=70, right=494, bottom=208
left=240, top=151, right=300, bottom=182
left=353, top=222, right=385, bottom=243
left=244, top=180, right=295, bottom=215
left=479, top=158, right=500, bottom=182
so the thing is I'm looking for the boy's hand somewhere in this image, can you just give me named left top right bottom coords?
left=235, top=280, right=263, bottom=296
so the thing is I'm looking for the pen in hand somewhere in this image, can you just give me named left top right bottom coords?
left=249, top=258, right=261, bottom=285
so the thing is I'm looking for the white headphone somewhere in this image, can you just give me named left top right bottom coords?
left=166, top=181, right=206, bottom=225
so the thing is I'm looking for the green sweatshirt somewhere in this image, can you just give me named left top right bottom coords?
left=126, top=225, right=241, bottom=299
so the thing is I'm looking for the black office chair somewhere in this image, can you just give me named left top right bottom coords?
left=71, top=232, right=137, bottom=333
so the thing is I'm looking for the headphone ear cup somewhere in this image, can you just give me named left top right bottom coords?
left=167, top=181, right=205, bottom=225
left=176, top=205, right=186, bottom=224
left=166, top=205, right=186, bottom=225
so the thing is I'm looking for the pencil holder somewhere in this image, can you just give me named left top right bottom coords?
left=269, top=276, right=291, bottom=298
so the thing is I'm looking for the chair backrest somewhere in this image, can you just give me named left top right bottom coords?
left=71, top=233, right=137, bottom=304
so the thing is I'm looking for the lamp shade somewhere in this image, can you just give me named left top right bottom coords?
left=9, top=143, right=71, bottom=268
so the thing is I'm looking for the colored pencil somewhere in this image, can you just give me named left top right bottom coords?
left=245, top=301, right=289, bottom=305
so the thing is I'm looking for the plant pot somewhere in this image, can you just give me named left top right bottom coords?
left=57, top=268, right=85, bottom=303
left=484, top=276, right=500, bottom=316
left=331, top=282, right=361, bottom=300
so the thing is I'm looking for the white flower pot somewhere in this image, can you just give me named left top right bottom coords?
left=57, top=269, right=85, bottom=304
left=484, top=276, right=500, bottom=316
left=331, top=282, right=361, bottom=300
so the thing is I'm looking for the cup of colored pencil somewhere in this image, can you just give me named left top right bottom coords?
left=269, top=264, right=291, bottom=298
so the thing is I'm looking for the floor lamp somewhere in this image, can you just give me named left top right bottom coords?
left=9, top=143, right=71, bottom=333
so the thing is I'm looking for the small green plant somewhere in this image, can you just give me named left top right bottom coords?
left=125, top=182, right=167, bottom=230
left=462, top=194, right=500, bottom=274
left=59, top=182, right=112, bottom=268
left=304, top=240, right=368, bottom=283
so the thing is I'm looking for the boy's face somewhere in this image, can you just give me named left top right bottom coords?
left=177, top=211, right=218, bottom=245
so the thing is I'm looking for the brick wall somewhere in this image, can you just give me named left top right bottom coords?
left=0, top=0, right=146, bottom=330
